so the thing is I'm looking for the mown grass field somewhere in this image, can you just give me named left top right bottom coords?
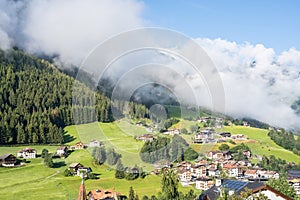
left=0, top=120, right=197, bottom=200
left=188, top=125, right=300, bottom=163
left=1, top=121, right=299, bottom=199
left=220, top=125, right=300, bottom=162
left=64, top=120, right=154, bottom=169
left=0, top=149, right=173, bottom=200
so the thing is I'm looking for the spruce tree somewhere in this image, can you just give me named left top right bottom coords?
left=115, top=159, right=125, bottom=179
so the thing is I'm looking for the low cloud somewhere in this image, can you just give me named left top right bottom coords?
left=197, top=38, right=300, bottom=128
left=1, top=1, right=300, bottom=129
left=0, top=0, right=144, bottom=65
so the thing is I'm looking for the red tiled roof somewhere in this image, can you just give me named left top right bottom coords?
left=89, top=189, right=118, bottom=199
left=223, top=163, right=238, bottom=169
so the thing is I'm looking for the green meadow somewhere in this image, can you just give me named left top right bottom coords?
left=0, top=145, right=196, bottom=200
left=1, top=121, right=299, bottom=199
left=64, top=120, right=154, bottom=169
left=0, top=120, right=197, bottom=200
left=220, top=125, right=300, bottom=162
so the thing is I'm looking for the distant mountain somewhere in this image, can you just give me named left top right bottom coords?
left=291, top=98, right=300, bottom=115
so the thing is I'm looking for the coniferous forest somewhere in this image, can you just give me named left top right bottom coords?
left=0, top=49, right=148, bottom=144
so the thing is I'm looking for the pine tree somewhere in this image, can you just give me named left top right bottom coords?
left=115, top=159, right=125, bottom=179
left=161, top=170, right=179, bottom=200
left=16, top=123, right=26, bottom=143
left=128, top=186, right=135, bottom=200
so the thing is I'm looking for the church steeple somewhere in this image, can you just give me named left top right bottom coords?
left=78, top=178, right=87, bottom=200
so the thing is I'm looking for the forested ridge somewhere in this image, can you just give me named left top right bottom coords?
left=0, top=49, right=148, bottom=144
left=268, top=129, right=300, bottom=156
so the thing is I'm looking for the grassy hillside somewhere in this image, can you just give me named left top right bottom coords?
left=0, top=144, right=196, bottom=200
left=220, top=126, right=300, bottom=162
left=1, top=121, right=299, bottom=199
left=64, top=119, right=154, bottom=169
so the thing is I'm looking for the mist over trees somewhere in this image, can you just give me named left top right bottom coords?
left=0, top=49, right=149, bottom=144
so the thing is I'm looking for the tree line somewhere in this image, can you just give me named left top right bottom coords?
left=258, top=154, right=300, bottom=174
left=268, top=129, right=300, bottom=156
left=0, top=49, right=149, bottom=144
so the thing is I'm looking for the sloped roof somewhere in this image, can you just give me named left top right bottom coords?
left=18, top=148, right=36, bottom=153
left=69, top=162, right=82, bottom=168
left=198, top=179, right=292, bottom=200
left=0, top=154, right=14, bottom=160
left=88, top=189, right=118, bottom=199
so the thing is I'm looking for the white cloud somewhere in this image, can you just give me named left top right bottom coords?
left=1, top=0, right=300, bottom=129
left=278, top=48, right=300, bottom=67
left=0, top=0, right=144, bottom=65
left=197, top=38, right=300, bottom=128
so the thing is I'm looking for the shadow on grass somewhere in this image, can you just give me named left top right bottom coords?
left=63, top=131, right=76, bottom=144
left=53, top=161, right=67, bottom=168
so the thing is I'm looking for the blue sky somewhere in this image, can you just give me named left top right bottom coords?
left=142, top=0, right=300, bottom=53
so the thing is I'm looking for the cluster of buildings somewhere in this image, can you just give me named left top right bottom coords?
left=193, top=129, right=247, bottom=144
left=0, top=139, right=103, bottom=168
left=0, top=148, right=38, bottom=167
left=199, top=178, right=293, bottom=200
left=176, top=150, right=279, bottom=188
left=173, top=150, right=300, bottom=199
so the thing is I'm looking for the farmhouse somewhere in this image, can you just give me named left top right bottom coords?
left=0, top=154, right=17, bottom=167
left=163, top=129, right=180, bottom=135
left=57, top=146, right=68, bottom=156
left=201, top=129, right=214, bottom=135
left=71, top=141, right=86, bottom=150
left=206, top=151, right=232, bottom=160
left=136, top=134, right=154, bottom=142
left=69, top=163, right=92, bottom=176
left=17, top=148, right=36, bottom=158
left=194, top=132, right=213, bottom=143
left=69, top=162, right=84, bottom=171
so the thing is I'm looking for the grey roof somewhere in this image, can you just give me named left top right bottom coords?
left=0, top=154, right=14, bottom=160
left=199, top=179, right=265, bottom=200
left=69, top=162, right=81, bottom=168
left=288, top=170, right=300, bottom=178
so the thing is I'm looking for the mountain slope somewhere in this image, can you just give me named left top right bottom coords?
left=0, top=49, right=112, bottom=144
